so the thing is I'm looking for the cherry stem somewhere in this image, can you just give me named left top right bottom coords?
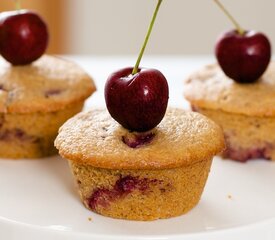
left=132, top=0, right=163, bottom=75
left=213, top=0, right=244, bottom=35
left=14, top=0, right=21, bottom=10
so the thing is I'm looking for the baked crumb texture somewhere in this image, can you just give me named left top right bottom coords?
left=0, top=55, right=96, bottom=113
left=193, top=106, right=275, bottom=162
left=55, top=109, right=224, bottom=169
left=55, top=108, right=224, bottom=220
left=184, top=63, right=275, bottom=117
left=0, top=102, right=83, bottom=159
left=184, top=63, right=275, bottom=162
left=0, top=55, right=96, bottom=159
left=69, top=159, right=212, bottom=221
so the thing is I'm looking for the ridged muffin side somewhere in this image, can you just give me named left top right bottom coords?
left=0, top=102, right=83, bottom=158
left=69, top=159, right=212, bottom=221
left=193, top=106, right=275, bottom=162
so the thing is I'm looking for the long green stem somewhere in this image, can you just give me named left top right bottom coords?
left=213, top=0, right=244, bottom=35
left=132, top=0, right=163, bottom=75
left=14, top=0, right=21, bottom=10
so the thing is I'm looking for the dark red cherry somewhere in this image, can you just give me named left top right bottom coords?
left=215, top=30, right=271, bottom=83
left=105, top=67, right=169, bottom=132
left=0, top=10, right=49, bottom=65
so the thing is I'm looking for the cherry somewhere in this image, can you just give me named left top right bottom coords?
left=104, top=0, right=168, bottom=132
left=105, top=67, right=168, bottom=132
left=122, top=132, right=155, bottom=148
left=215, top=30, right=271, bottom=83
left=0, top=10, right=49, bottom=65
left=213, top=0, right=271, bottom=83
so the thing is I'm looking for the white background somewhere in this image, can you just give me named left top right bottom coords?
left=65, top=0, right=274, bottom=55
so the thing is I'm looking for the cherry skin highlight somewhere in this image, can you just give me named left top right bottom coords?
left=0, top=10, right=49, bottom=65
left=215, top=30, right=271, bottom=83
left=105, top=67, right=169, bottom=132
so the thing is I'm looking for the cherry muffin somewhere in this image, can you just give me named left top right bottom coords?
left=184, top=63, right=275, bottom=162
left=0, top=55, right=95, bottom=158
left=55, top=108, right=224, bottom=221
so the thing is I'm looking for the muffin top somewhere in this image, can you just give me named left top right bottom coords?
left=55, top=108, right=224, bottom=170
left=184, top=62, right=275, bottom=117
left=0, top=55, right=96, bottom=113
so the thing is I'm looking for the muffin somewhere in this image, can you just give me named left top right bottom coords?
left=55, top=108, right=224, bottom=221
left=184, top=63, right=275, bottom=162
left=0, top=55, right=95, bottom=159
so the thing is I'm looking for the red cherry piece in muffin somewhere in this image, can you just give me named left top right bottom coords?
left=88, top=176, right=164, bottom=211
left=122, top=131, right=155, bottom=148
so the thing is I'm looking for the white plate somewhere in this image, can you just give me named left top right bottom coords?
left=0, top=56, right=275, bottom=240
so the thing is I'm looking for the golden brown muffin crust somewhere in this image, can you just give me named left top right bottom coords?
left=55, top=108, right=225, bottom=170
left=184, top=62, right=275, bottom=117
left=0, top=55, right=96, bottom=113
